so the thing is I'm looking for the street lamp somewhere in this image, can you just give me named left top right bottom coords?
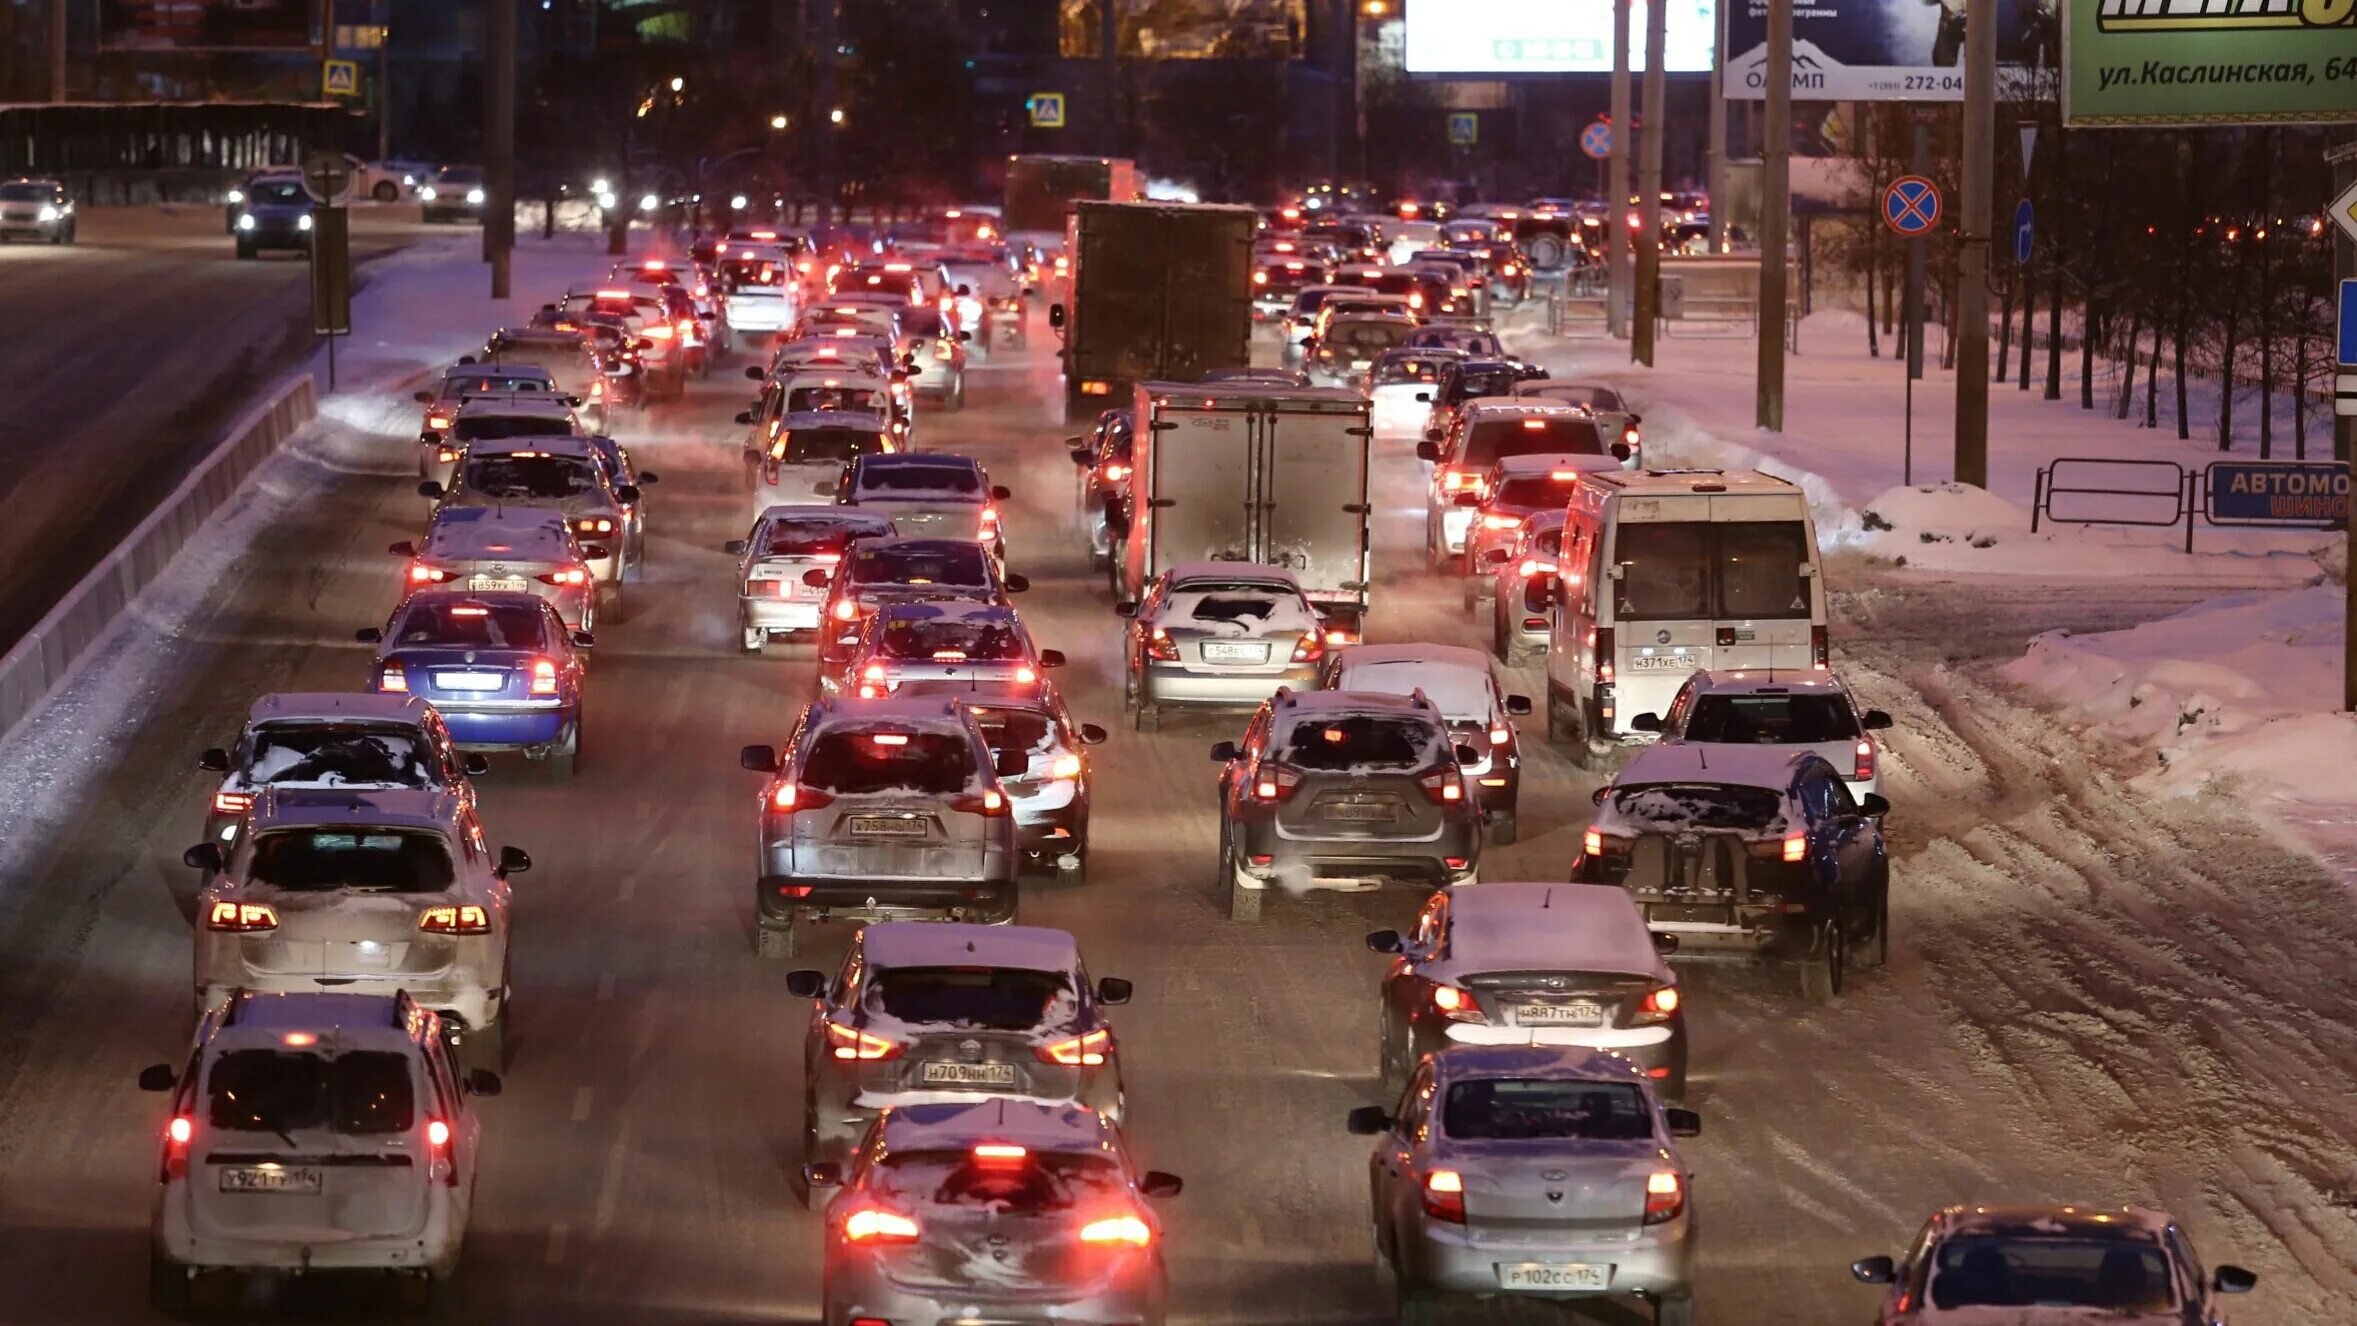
left=770, top=114, right=788, bottom=130
left=668, top=77, right=684, bottom=93
left=730, top=194, right=749, bottom=210
left=829, top=107, right=845, bottom=125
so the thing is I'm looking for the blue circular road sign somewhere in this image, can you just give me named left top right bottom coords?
left=1881, top=176, right=1941, bottom=237
left=1579, top=121, right=1612, bottom=160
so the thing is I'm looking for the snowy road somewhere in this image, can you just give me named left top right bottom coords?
left=0, top=285, right=2346, bottom=1323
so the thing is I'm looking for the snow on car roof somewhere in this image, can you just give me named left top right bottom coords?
left=809, top=694, right=980, bottom=734
left=425, top=506, right=575, bottom=560
left=1324, top=645, right=1492, bottom=721
left=1275, top=687, right=1436, bottom=718
left=465, top=431, right=594, bottom=458
left=1161, top=588, right=1320, bottom=639
left=1165, top=560, right=1301, bottom=588
left=456, top=395, right=575, bottom=419
left=1939, top=1205, right=2173, bottom=1241
left=250, top=786, right=460, bottom=831
left=222, top=990, right=407, bottom=1032
left=1615, top=742, right=1814, bottom=792
left=247, top=692, right=432, bottom=725
left=758, top=503, right=894, bottom=529
left=1429, top=1044, right=1656, bottom=1085
left=875, top=600, right=1019, bottom=625
left=1443, top=883, right=1667, bottom=980
left=861, top=921, right=1078, bottom=974
left=1462, top=397, right=1573, bottom=418
left=780, top=409, right=888, bottom=431
left=878, top=1098, right=1109, bottom=1153
left=1683, top=668, right=1854, bottom=696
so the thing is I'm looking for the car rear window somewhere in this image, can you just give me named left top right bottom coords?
left=1276, top=714, right=1438, bottom=771
left=722, top=256, right=790, bottom=287
left=246, top=727, right=433, bottom=788
left=465, top=454, right=600, bottom=499
left=864, top=966, right=1076, bottom=1030
left=787, top=385, right=888, bottom=414
left=877, top=615, right=1027, bottom=661
left=1613, top=520, right=1813, bottom=621
left=1928, top=1237, right=2175, bottom=1313
left=855, top=463, right=982, bottom=497
left=846, top=270, right=921, bottom=298
left=247, top=830, right=458, bottom=893
left=782, top=426, right=887, bottom=464
left=1442, top=1079, right=1651, bottom=1141
left=1683, top=694, right=1859, bottom=744
left=800, top=730, right=974, bottom=795
left=1607, top=783, right=1784, bottom=833
left=1372, top=355, right=1451, bottom=385
left=1463, top=417, right=1605, bottom=464
left=1447, top=368, right=1522, bottom=403
left=390, top=601, right=547, bottom=650
left=763, top=517, right=888, bottom=558
left=206, top=1050, right=415, bottom=1136
left=966, top=706, right=1057, bottom=757
left=1492, top=473, right=1587, bottom=508
left=875, top=1150, right=1124, bottom=1213
left=1326, top=321, right=1408, bottom=352
left=848, top=543, right=990, bottom=587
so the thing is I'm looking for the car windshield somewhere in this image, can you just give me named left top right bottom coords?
left=1608, top=783, right=1784, bottom=833
left=848, top=544, right=989, bottom=587
left=1534, top=385, right=1622, bottom=411
left=1327, top=321, right=1408, bottom=352
left=391, top=601, right=547, bottom=650
left=245, top=726, right=433, bottom=788
left=1373, top=355, right=1451, bottom=385
left=0, top=183, right=52, bottom=201
left=856, top=463, right=982, bottom=497
left=1613, top=520, right=1813, bottom=622
left=1276, top=714, right=1436, bottom=771
left=445, top=374, right=548, bottom=397
left=762, top=517, right=887, bottom=557
left=1447, top=368, right=1522, bottom=401
left=206, top=1050, right=414, bottom=1136
left=800, top=730, right=974, bottom=796
left=247, top=829, right=458, bottom=893
left=1493, top=474, right=1586, bottom=508
left=454, top=415, right=571, bottom=442
left=1928, top=1236, right=2177, bottom=1313
left=863, top=966, right=1077, bottom=1030
left=874, top=1150, right=1125, bottom=1214
left=782, top=426, right=886, bottom=463
left=878, top=616, right=1027, bottom=661
left=1442, top=1079, right=1653, bottom=1141
left=1682, top=693, right=1859, bottom=743
left=250, top=181, right=305, bottom=205
left=1464, top=417, right=1605, bottom=463
left=465, top=454, right=599, bottom=500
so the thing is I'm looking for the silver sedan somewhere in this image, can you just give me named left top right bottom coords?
left=1118, top=562, right=1329, bottom=733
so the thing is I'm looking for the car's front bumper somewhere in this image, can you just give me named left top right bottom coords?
left=1399, top=1212, right=1692, bottom=1302
left=0, top=218, right=65, bottom=238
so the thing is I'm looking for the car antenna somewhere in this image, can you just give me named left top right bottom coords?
left=1541, top=888, right=1551, bottom=908
left=965, top=938, right=976, bottom=954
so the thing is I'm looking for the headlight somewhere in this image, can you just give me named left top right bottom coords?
left=226, top=189, right=244, bottom=204
left=36, top=204, right=57, bottom=222
left=402, top=173, right=416, bottom=187
left=297, top=213, right=314, bottom=231
left=465, top=188, right=486, bottom=205
left=419, top=186, right=437, bottom=200
left=236, top=214, right=256, bottom=231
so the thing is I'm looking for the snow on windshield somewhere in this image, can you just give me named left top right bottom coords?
left=861, top=966, right=1079, bottom=1033
left=1606, top=784, right=1784, bottom=835
left=244, top=728, right=433, bottom=789
left=1162, top=587, right=1318, bottom=639
left=1276, top=713, right=1443, bottom=771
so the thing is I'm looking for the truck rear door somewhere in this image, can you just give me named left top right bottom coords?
left=1259, top=399, right=1371, bottom=621
left=1145, top=403, right=1255, bottom=575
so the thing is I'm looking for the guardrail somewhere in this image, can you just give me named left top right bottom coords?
left=2031, top=456, right=2348, bottom=554
left=0, top=374, right=318, bottom=744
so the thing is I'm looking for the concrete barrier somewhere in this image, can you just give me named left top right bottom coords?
left=0, top=374, right=317, bottom=744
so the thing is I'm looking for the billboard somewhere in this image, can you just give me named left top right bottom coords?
left=99, top=0, right=317, bottom=51
left=1722, top=0, right=2054, bottom=102
left=1402, top=0, right=1718, bottom=76
left=2062, top=0, right=2357, bottom=127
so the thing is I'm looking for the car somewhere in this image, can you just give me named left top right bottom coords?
left=581, top=434, right=658, bottom=580
left=1420, top=400, right=1616, bottom=564
left=1366, top=882, right=1686, bottom=1098
left=605, top=258, right=721, bottom=361
left=901, top=681, right=1106, bottom=880
left=334, top=153, right=412, bottom=203
left=1346, top=1045, right=1700, bottom=1326
left=807, top=1099, right=1180, bottom=1326
left=425, top=392, right=582, bottom=490
left=194, top=694, right=480, bottom=860
left=840, top=453, right=1010, bottom=559
left=896, top=304, right=969, bottom=409
left=557, top=287, right=688, bottom=400
left=233, top=175, right=314, bottom=258
left=1485, top=507, right=1566, bottom=665
left=1636, top=669, right=1894, bottom=804
left=716, top=242, right=801, bottom=338
left=420, top=434, right=641, bottom=615
left=1403, top=324, right=1503, bottom=357
left=742, top=407, right=897, bottom=518
left=1851, top=1204, right=2258, bottom=1324
left=1459, top=453, right=1623, bottom=587
left=468, top=328, right=614, bottom=432
left=832, top=258, right=947, bottom=306
left=392, top=506, right=602, bottom=631
left=223, top=167, right=297, bottom=233
left=1574, top=744, right=1890, bottom=1003
left=180, top=787, right=529, bottom=1066
left=1065, top=408, right=1135, bottom=572
left=1516, top=379, right=1645, bottom=464
left=1302, top=315, right=1415, bottom=387
left=0, top=176, right=75, bottom=243
left=738, top=695, right=1026, bottom=958
left=1280, top=284, right=1371, bottom=355
left=1118, top=562, right=1328, bottom=733
left=418, top=164, right=485, bottom=223
left=1417, top=357, right=1551, bottom=462
left=1316, top=643, right=1532, bottom=844
left=811, top=537, right=1031, bottom=682
left=727, top=505, right=897, bottom=650
left=412, top=365, right=562, bottom=474
left=138, top=991, right=502, bottom=1313
left=843, top=601, right=1064, bottom=698
left=356, top=590, right=593, bottom=777
left=1365, top=348, right=1464, bottom=442
left=783, top=922, right=1132, bottom=1177
left=1210, top=688, right=1482, bottom=921
left=1253, top=254, right=1330, bottom=317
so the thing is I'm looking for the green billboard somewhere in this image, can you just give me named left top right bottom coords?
left=2063, top=0, right=2357, bottom=127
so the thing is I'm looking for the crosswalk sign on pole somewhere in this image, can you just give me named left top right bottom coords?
left=322, top=59, right=360, bottom=98
left=1028, top=92, right=1066, bottom=129
left=1448, top=113, right=1478, bottom=146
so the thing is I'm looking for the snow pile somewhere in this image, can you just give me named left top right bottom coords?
left=2004, top=585, right=2357, bottom=813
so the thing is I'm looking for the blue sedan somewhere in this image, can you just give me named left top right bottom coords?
left=357, top=590, right=592, bottom=778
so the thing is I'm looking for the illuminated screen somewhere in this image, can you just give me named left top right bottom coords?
left=1402, top=0, right=1717, bottom=75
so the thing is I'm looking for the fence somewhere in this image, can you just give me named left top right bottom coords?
left=0, top=375, right=318, bottom=743
left=2031, top=455, right=2348, bottom=554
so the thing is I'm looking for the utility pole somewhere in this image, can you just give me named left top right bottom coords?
left=1953, top=0, right=1994, bottom=488
left=815, top=0, right=839, bottom=225
left=49, top=0, right=66, bottom=101
left=1706, top=43, right=1727, bottom=253
left=1607, top=0, right=1631, bottom=338
left=485, top=0, right=516, bottom=298
left=1329, top=0, right=1349, bottom=183
left=377, top=0, right=392, bottom=165
left=1754, top=0, right=1791, bottom=430
left=2327, top=140, right=2353, bottom=714
left=1632, top=0, right=1666, bottom=366
left=1101, top=0, right=1120, bottom=158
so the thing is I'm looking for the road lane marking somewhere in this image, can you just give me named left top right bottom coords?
left=593, top=1117, right=633, bottom=1232
left=571, top=1086, right=593, bottom=1122
left=545, top=1222, right=568, bottom=1265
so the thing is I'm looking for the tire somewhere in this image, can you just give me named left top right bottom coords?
left=1133, top=703, right=1160, bottom=734
left=1862, top=877, right=1892, bottom=969
left=798, top=1093, right=825, bottom=1209
left=1527, top=234, right=1566, bottom=270
left=545, top=717, right=580, bottom=781
left=1654, top=1292, right=1696, bottom=1326
left=1377, top=1008, right=1404, bottom=1099
left=465, top=1005, right=508, bottom=1073
left=423, top=1269, right=463, bottom=1313
left=1226, top=847, right=1262, bottom=923
left=1055, top=847, right=1088, bottom=887
left=1799, top=917, right=1845, bottom=1005
left=743, top=623, right=765, bottom=653
left=148, top=1252, right=191, bottom=1317
left=755, top=915, right=799, bottom=959
left=600, top=579, right=626, bottom=624
left=372, top=181, right=399, bottom=202
left=1394, top=1280, right=1444, bottom=1326
left=1486, top=809, right=1518, bottom=846
left=235, top=240, right=255, bottom=260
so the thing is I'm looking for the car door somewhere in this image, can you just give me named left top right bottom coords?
left=1386, top=892, right=1450, bottom=1049
left=1375, top=1061, right=1437, bottom=1254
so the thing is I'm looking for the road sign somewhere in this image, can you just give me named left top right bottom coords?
left=2339, top=279, right=2356, bottom=366
left=1027, top=92, right=1065, bottom=130
left=2330, top=176, right=2357, bottom=248
left=2013, top=199, right=2034, bottom=265
left=321, top=59, right=359, bottom=98
left=300, top=150, right=353, bottom=205
left=2205, top=461, right=2349, bottom=526
left=1447, top=113, right=1478, bottom=147
left=1880, top=176, right=1940, bottom=238
left=1579, top=120, right=1611, bottom=161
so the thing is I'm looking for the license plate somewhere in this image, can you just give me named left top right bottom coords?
left=1626, top=653, right=1694, bottom=671
left=219, top=1166, right=323, bottom=1195
left=849, top=815, right=926, bottom=839
left=1200, top=641, right=1270, bottom=665
left=471, top=576, right=526, bottom=593
left=434, top=671, right=503, bottom=691
left=1515, top=1000, right=1605, bottom=1027
left=918, top=1061, right=1017, bottom=1087
left=1325, top=802, right=1395, bottom=822
left=1497, top=1263, right=1611, bottom=1291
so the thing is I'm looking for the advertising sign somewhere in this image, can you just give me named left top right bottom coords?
left=99, top=0, right=316, bottom=51
left=1403, top=0, right=1717, bottom=75
left=2204, top=462, right=2349, bottom=526
left=1723, top=0, right=2053, bottom=102
left=2062, top=0, right=2357, bottom=127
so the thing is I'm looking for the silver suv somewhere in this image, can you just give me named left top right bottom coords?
left=843, top=453, right=1010, bottom=559
left=1119, top=562, right=1329, bottom=733
left=726, top=505, right=897, bottom=650
left=738, top=696, right=1024, bottom=958
left=1210, top=688, right=1483, bottom=921
left=421, top=434, right=641, bottom=618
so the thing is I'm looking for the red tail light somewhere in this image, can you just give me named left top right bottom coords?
left=1012, top=665, right=1038, bottom=686
left=1812, top=624, right=1829, bottom=669
left=643, top=324, right=674, bottom=340
left=538, top=567, right=591, bottom=587
left=573, top=517, right=616, bottom=535
left=1289, top=631, right=1323, bottom=664
left=426, top=1117, right=454, bottom=1185
left=1488, top=724, right=1511, bottom=746
left=418, top=904, right=492, bottom=935
left=823, top=1018, right=903, bottom=1061
left=1418, top=769, right=1463, bottom=804
left=1481, top=513, right=1522, bottom=530
left=1750, top=832, right=1810, bottom=863
left=379, top=662, right=408, bottom=692
left=1036, top=1027, right=1112, bottom=1066
left=674, top=319, right=693, bottom=336
left=1431, top=983, right=1485, bottom=1023
left=1079, top=1213, right=1154, bottom=1246
left=1101, top=462, right=1130, bottom=482
left=1252, top=764, right=1303, bottom=803
left=529, top=658, right=560, bottom=695
left=1644, top=1170, right=1685, bottom=1224
left=163, top=1114, right=193, bottom=1180
left=1421, top=1169, right=1466, bottom=1223
left=842, top=1206, right=920, bottom=1243
left=1854, top=738, right=1875, bottom=782
left=1583, top=827, right=1632, bottom=858
left=1144, top=627, right=1179, bottom=662
left=206, top=901, right=279, bottom=933
left=770, top=783, right=837, bottom=812
left=1634, top=984, right=1681, bottom=1023
left=951, top=789, right=1008, bottom=816
left=831, top=597, right=861, bottom=622
left=408, top=563, right=449, bottom=585
left=211, top=791, right=254, bottom=816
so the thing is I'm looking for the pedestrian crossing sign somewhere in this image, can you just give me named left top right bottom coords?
left=1028, top=93, right=1066, bottom=129
left=322, top=60, right=360, bottom=98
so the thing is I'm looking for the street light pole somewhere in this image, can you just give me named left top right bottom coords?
left=1608, top=0, right=1631, bottom=339
left=1755, top=0, right=1791, bottom=430
left=1954, top=0, right=1995, bottom=488
left=1632, top=0, right=1666, bottom=367
left=486, top=0, right=516, bottom=298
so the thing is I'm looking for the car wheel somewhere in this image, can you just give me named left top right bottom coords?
left=423, top=1268, right=463, bottom=1313
left=1226, top=847, right=1262, bottom=922
left=755, top=915, right=799, bottom=960
left=546, top=715, right=580, bottom=781
left=1378, top=1008, right=1403, bottom=1097
left=1867, top=881, right=1892, bottom=968
left=1133, top=703, right=1159, bottom=733
left=1090, top=547, right=1111, bottom=573
left=798, top=1093, right=825, bottom=1209
left=372, top=181, right=399, bottom=202
left=235, top=240, right=254, bottom=260
left=1055, top=846, right=1088, bottom=886
left=1394, top=1280, right=1445, bottom=1326
left=1486, top=809, right=1518, bottom=846
left=743, top=624, right=766, bottom=653
left=147, top=1252, right=191, bottom=1317
left=1654, top=1292, right=1696, bottom=1326
left=466, top=1004, right=509, bottom=1073
left=1800, top=917, right=1844, bottom=1005
left=600, top=579, right=626, bottom=624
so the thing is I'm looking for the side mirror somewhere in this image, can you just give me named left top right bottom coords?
left=994, top=748, right=1027, bottom=779
left=2213, top=1266, right=2258, bottom=1294
left=139, top=1064, right=178, bottom=1091
left=1003, top=573, right=1031, bottom=593
left=1629, top=413, right=1643, bottom=425
left=1139, top=1170, right=1183, bottom=1198
left=1413, top=390, right=1432, bottom=402
left=814, top=481, right=841, bottom=497
left=1630, top=712, right=1663, bottom=733
left=1209, top=741, right=1240, bottom=763
left=989, top=484, right=1012, bottom=501
left=741, top=744, right=780, bottom=773
left=1038, top=649, right=1067, bottom=670
left=1859, top=793, right=1891, bottom=818
left=802, top=1161, right=843, bottom=1190
left=802, top=569, right=833, bottom=588
left=723, top=539, right=749, bottom=555
left=388, top=540, right=418, bottom=557
left=1591, top=786, right=1610, bottom=806
left=1047, top=304, right=1066, bottom=328
left=581, top=544, right=611, bottom=560
left=495, top=846, right=532, bottom=877
left=417, top=480, right=445, bottom=499
left=745, top=365, right=766, bottom=380
left=1850, top=1256, right=1896, bottom=1286
left=1652, top=931, right=1680, bottom=955
left=614, top=484, right=641, bottom=504
left=785, top=969, right=826, bottom=998
left=1663, top=1107, right=1701, bottom=1137
left=354, top=627, right=383, bottom=644
left=1414, top=441, right=1441, bottom=463
left=457, top=354, right=477, bottom=365
left=1861, top=709, right=1893, bottom=731
left=1365, top=928, right=1403, bottom=954
left=565, top=394, right=584, bottom=407
left=1504, top=694, right=1532, bottom=716
left=1078, top=723, right=1108, bottom=745
left=412, top=389, right=436, bottom=404
left=183, top=843, right=223, bottom=871
left=1113, top=600, right=1139, bottom=618
left=1346, top=1105, right=1392, bottom=1136
left=466, top=1069, right=503, bottom=1096
left=1424, top=426, right=1445, bottom=443
left=1452, top=491, right=1481, bottom=508
left=1453, top=743, right=1481, bottom=766
left=957, top=329, right=972, bottom=343
left=1480, top=547, right=1511, bottom=567
left=572, top=630, right=596, bottom=649
left=197, top=747, right=231, bottom=772
left=1095, top=976, right=1132, bottom=1005
left=1611, top=442, right=1632, bottom=462
left=955, top=283, right=971, bottom=297
left=735, top=410, right=755, bottom=426
left=463, top=753, right=490, bottom=775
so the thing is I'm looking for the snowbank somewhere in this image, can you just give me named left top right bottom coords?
left=1851, top=481, right=2330, bottom=579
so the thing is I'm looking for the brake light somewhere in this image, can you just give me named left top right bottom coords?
left=644, top=324, right=674, bottom=340
left=972, top=1143, right=1027, bottom=1162
left=1488, top=724, right=1510, bottom=746
left=206, top=901, right=279, bottom=933
left=575, top=517, right=616, bottom=535
left=1751, top=832, right=1810, bottom=863
left=211, top=791, right=254, bottom=816
left=1289, top=631, right=1323, bottom=664
left=529, top=658, right=560, bottom=695
left=979, top=505, right=1001, bottom=533
left=1812, top=623, right=1829, bottom=669
left=1036, top=1027, right=1112, bottom=1066
left=379, top=664, right=408, bottom=692
left=952, top=789, right=1008, bottom=816
left=1854, top=739, right=1875, bottom=782
left=409, top=563, right=449, bottom=584
left=437, top=447, right=460, bottom=463
left=591, top=379, right=605, bottom=397
left=1785, top=832, right=1809, bottom=862
left=1519, top=558, right=1555, bottom=578
left=1408, top=292, right=1424, bottom=309
left=1418, top=769, right=1463, bottom=804
left=1254, top=271, right=1269, bottom=286
left=831, top=598, right=860, bottom=622
left=418, top=904, right=492, bottom=935
left=426, top=412, right=452, bottom=430
left=841, top=1206, right=920, bottom=1243
left=537, top=567, right=591, bottom=587
left=1644, top=1170, right=1685, bottom=1224
left=1421, top=1169, right=1466, bottom=1223
left=1634, top=985, right=1681, bottom=1023
left=163, top=1114, right=193, bottom=1180
left=1252, top=764, right=1303, bottom=802
left=1050, top=753, right=1083, bottom=780
left=1012, top=665, right=1038, bottom=686
left=771, top=783, right=837, bottom=812
left=1079, top=1213, right=1153, bottom=1246
left=1101, top=462, right=1130, bottom=482
left=1144, top=627, right=1179, bottom=662
left=861, top=663, right=888, bottom=683
left=1623, top=426, right=1642, bottom=449
left=1584, top=827, right=1632, bottom=858
left=823, top=1018, right=903, bottom=1061
left=1481, top=513, right=1522, bottom=530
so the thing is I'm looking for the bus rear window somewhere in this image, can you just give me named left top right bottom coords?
left=1612, top=520, right=1813, bottom=621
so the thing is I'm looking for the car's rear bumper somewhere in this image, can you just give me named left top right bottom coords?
left=826, top=1256, right=1164, bottom=1326
left=755, top=874, right=1016, bottom=926
left=741, top=596, right=823, bottom=632
left=1400, top=1215, right=1692, bottom=1301
left=154, top=1214, right=465, bottom=1276
left=1236, top=821, right=1480, bottom=889
left=1140, top=661, right=1318, bottom=709
left=435, top=704, right=572, bottom=750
